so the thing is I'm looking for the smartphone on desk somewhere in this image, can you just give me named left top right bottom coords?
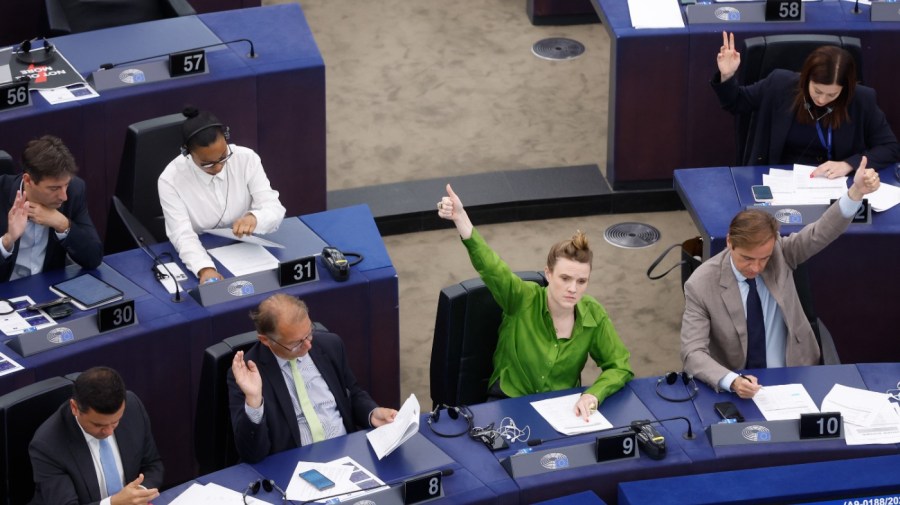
left=751, top=185, right=774, bottom=203
left=715, top=401, right=745, bottom=422
left=299, top=469, right=335, bottom=491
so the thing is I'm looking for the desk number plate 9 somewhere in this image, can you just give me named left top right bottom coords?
left=279, top=255, right=318, bottom=287
left=765, top=0, right=802, bottom=21
left=169, top=49, right=206, bottom=77
left=98, top=299, right=136, bottom=333
left=800, top=412, right=842, bottom=439
left=595, top=431, right=638, bottom=462
left=404, top=471, right=442, bottom=504
left=1, top=80, right=31, bottom=112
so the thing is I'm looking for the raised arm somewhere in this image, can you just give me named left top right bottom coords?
left=437, top=183, right=473, bottom=239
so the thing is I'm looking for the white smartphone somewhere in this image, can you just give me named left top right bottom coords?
left=751, top=185, right=773, bottom=203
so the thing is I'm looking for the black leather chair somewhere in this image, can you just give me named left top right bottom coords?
left=115, top=113, right=185, bottom=245
left=0, top=151, right=14, bottom=176
left=194, top=322, right=329, bottom=474
left=735, top=34, right=863, bottom=166
left=45, top=0, right=196, bottom=35
left=793, top=262, right=839, bottom=365
left=0, top=376, right=74, bottom=505
left=430, top=271, right=547, bottom=407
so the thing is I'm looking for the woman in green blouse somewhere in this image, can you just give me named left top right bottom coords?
left=438, top=184, right=633, bottom=420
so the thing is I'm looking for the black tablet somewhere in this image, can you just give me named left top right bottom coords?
left=50, top=274, right=123, bottom=310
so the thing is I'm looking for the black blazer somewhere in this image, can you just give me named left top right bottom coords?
left=28, top=391, right=164, bottom=505
left=0, top=174, right=103, bottom=281
left=227, top=331, right=378, bottom=463
left=711, top=69, right=900, bottom=169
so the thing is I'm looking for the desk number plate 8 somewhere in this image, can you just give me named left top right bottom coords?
left=404, top=471, right=442, bottom=504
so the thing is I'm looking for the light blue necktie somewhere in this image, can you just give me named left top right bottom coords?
left=98, top=438, right=122, bottom=496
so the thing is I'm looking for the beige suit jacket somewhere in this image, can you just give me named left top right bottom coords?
left=680, top=201, right=852, bottom=391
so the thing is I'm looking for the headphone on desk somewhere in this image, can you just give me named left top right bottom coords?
left=242, top=479, right=286, bottom=505
left=655, top=371, right=699, bottom=403
left=427, top=404, right=474, bottom=438
left=14, top=37, right=56, bottom=65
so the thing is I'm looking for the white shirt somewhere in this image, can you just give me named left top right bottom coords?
left=74, top=422, right=123, bottom=505
left=157, top=145, right=286, bottom=276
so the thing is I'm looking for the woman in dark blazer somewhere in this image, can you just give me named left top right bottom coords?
left=711, top=31, right=900, bottom=175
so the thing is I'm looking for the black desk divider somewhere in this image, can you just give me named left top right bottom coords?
left=708, top=419, right=844, bottom=446
left=686, top=3, right=777, bottom=24
left=871, top=3, right=900, bottom=22
left=190, top=269, right=281, bottom=307
left=500, top=429, right=638, bottom=478
left=6, top=308, right=139, bottom=357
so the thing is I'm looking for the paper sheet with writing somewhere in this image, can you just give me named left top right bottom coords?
left=208, top=242, right=279, bottom=277
left=627, top=0, right=685, bottom=28
left=530, top=393, right=613, bottom=435
left=169, top=482, right=268, bottom=504
left=821, top=383, right=892, bottom=427
left=204, top=228, right=284, bottom=248
left=286, top=461, right=353, bottom=502
left=752, top=384, right=819, bottom=421
left=312, top=456, right=387, bottom=504
left=865, top=181, right=900, bottom=212
left=0, top=296, right=57, bottom=336
left=366, top=393, right=420, bottom=460
left=843, top=402, right=900, bottom=445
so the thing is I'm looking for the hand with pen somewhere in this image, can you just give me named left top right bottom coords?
left=730, top=374, right=761, bottom=399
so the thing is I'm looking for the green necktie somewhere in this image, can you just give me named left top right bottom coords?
left=289, top=359, right=326, bottom=442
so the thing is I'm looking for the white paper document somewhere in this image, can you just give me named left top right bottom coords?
left=530, top=393, right=613, bottom=435
left=38, top=83, right=99, bottom=105
left=155, top=262, right=188, bottom=294
left=821, top=384, right=893, bottom=427
left=843, top=403, right=900, bottom=446
left=0, top=296, right=57, bottom=336
left=865, top=181, right=900, bottom=212
left=208, top=242, right=279, bottom=277
left=204, top=228, right=285, bottom=248
left=312, top=456, right=387, bottom=504
left=627, top=0, right=685, bottom=29
left=752, top=384, right=819, bottom=421
left=366, top=393, right=420, bottom=460
left=169, top=482, right=268, bottom=504
left=792, top=164, right=848, bottom=189
left=286, top=461, right=354, bottom=502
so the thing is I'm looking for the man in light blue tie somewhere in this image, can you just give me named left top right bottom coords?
left=29, top=367, right=164, bottom=505
left=681, top=156, right=882, bottom=398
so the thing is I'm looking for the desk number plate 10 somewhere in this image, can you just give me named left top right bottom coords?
left=765, top=0, right=802, bottom=21
left=279, top=255, right=318, bottom=287
left=98, top=299, right=137, bottom=333
left=1, top=80, right=31, bottom=112
left=169, top=49, right=206, bottom=77
left=595, top=431, right=639, bottom=463
left=799, top=412, right=842, bottom=439
left=404, top=471, right=442, bottom=504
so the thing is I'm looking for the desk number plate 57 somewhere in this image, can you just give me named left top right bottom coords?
left=169, top=49, right=206, bottom=77
left=98, top=299, right=136, bottom=333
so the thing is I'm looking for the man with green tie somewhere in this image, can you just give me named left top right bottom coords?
left=228, top=294, right=398, bottom=463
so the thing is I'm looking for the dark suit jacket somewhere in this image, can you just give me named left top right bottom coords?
left=712, top=69, right=900, bottom=169
left=227, top=331, right=378, bottom=463
left=681, top=202, right=851, bottom=391
left=0, top=174, right=103, bottom=281
left=28, top=391, right=164, bottom=505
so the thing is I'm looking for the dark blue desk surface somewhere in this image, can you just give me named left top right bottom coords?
left=674, top=165, right=900, bottom=363
left=422, top=388, right=693, bottom=505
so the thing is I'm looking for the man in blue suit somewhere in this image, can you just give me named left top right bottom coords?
left=29, top=367, right=163, bottom=505
left=228, top=294, right=398, bottom=463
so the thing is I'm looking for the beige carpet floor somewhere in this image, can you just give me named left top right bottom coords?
left=267, top=0, right=699, bottom=408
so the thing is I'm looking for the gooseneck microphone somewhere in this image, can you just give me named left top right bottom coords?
left=139, top=238, right=184, bottom=303
left=527, top=416, right=696, bottom=447
left=98, top=38, right=257, bottom=71
left=299, top=469, right=455, bottom=505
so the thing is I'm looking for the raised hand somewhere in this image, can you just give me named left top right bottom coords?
left=849, top=155, right=880, bottom=200
left=232, top=350, right=263, bottom=408
left=717, top=31, right=741, bottom=82
left=437, top=183, right=473, bottom=239
left=4, top=190, right=29, bottom=249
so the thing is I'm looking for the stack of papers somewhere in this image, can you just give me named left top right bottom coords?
left=752, top=384, right=819, bottom=421
left=762, top=165, right=846, bottom=205
left=366, top=394, right=420, bottom=460
left=822, top=384, right=900, bottom=445
left=530, top=393, right=613, bottom=435
left=286, top=456, right=386, bottom=503
left=170, top=482, right=268, bottom=504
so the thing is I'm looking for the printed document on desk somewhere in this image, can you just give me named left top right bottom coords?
left=752, top=384, right=819, bottom=421
left=286, top=460, right=354, bottom=502
left=531, top=393, right=613, bottom=435
left=366, top=393, right=420, bottom=460
left=208, top=242, right=279, bottom=277
left=821, top=384, right=892, bottom=427
left=628, top=0, right=685, bottom=28
left=169, top=482, right=268, bottom=504
left=204, top=228, right=285, bottom=248
left=865, top=181, right=900, bottom=212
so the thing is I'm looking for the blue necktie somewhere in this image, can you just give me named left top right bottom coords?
left=745, top=278, right=767, bottom=369
left=98, top=438, right=123, bottom=496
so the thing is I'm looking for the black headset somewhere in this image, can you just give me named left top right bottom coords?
left=14, top=37, right=55, bottom=65
left=180, top=122, right=231, bottom=156
left=242, top=479, right=286, bottom=505
left=655, top=371, right=699, bottom=403
left=427, top=404, right=474, bottom=438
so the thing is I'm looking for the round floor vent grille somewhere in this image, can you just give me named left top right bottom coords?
left=603, top=222, right=661, bottom=249
left=532, top=38, right=585, bottom=61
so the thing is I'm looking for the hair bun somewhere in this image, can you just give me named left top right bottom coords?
left=182, top=106, right=199, bottom=119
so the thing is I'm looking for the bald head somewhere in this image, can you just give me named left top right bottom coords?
left=250, top=294, right=309, bottom=339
